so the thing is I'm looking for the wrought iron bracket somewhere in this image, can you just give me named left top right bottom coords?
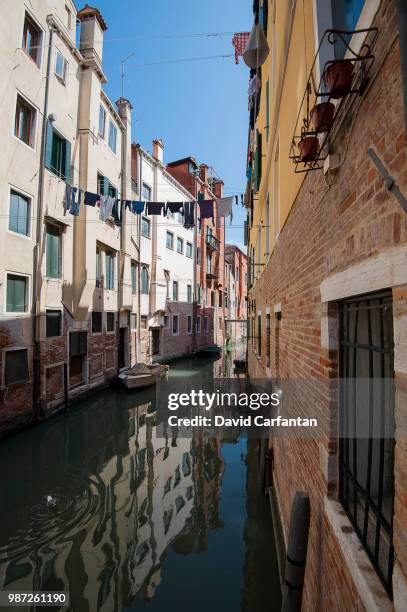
left=289, top=27, right=379, bottom=174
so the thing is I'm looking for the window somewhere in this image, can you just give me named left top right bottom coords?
left=219, top=291, right=223, bottom=307
left=108, top=121, right=117, bottom=153
left=105, top=251, right=115, bottom=290
left=196, top=316, right=201, bottom=333
left=22, top=13, right=42, bottom=66
left=206, top=253, right=213, bottom=274
left=131, top=262, right=137, bottom=295
left=166, top=231, right=174, bottom=249
left=6, top=274, right=27, bottom=312
left=142, top=183, right=151, bottom=201
left=9, top=190, right=30, bottom=236
left=172, top=315, right=179, bottom=336
left=204, top=317, right=208, bottom=333
left=141, top=267, right=149, bottom=294
left=172, top=281, right=179, bottom=301
left=106, top=312, right=115, bottom=333
left=257, top=314, right=262, bottom=355
left=197, top=285, right=202, bottom=304
left=5, top=349, right=29, bottom=386
left=96, top=247, right=102, bottom=288
left=141, top=217, right=150, bottom=238
left=98, top=105, right=106, bottom=138
left=339, top=292, right=395, bottom=595
left=331, top=0, right=365, bottom=57
left=45, top=122, right=71, bottom=180
left=197, top=247, right=201, bottom=265
left=187, top=285, right=192, bottom=304
left=15, top=94, right=36, bottom=148
left=46, top=309, right=61, bottom=338
left=69, top=331, right=87, bottom=356
left=46, top=224, right=61, bottom=278
left=186, top=242, right=192, bottom=258
left=55, top=50, right=67, bottom=84
left=163, top=315, right=169, bottom=327
left=176, top=237, right=184, bottom=254
left=92, top=311, right=102, bottom=333
left=187, top=315, right=192, bottom=334
left=266, top=313, right=271, bottom=369
left=65, top=5, right=72, bottom=30
left=211, top=291, right=215, bottom=307
left=140, top=315, right=147, bottom=329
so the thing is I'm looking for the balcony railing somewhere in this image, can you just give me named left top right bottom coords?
left=206, top=267, right=218, bottom=280
left=206, top=233, right=220, bottom=251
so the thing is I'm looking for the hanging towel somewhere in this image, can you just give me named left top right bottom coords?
left=146, top=202, right=164, bottom=216
left=65, top=185, right=82, bottom=216
left=198, top=199, right=214, bottom=223
left=166, top=202, right=184, bottom=215
left=100, top=195, right=115, bottom=221
left=112, top=200, right=122, bottom=226
left=232, top=32, right=250, bottom=64
left=217, top=196, right=234, bottom=223
left=183, top=201, right=195, bottom=228
left=84, top=191, right=100, bottom=207
left=132, top=200, right=145, bottom=214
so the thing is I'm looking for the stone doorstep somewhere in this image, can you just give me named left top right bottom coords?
left=324, top=497, right=394, bottom=612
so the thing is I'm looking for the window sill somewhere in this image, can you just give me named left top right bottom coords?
left=324, top=497, right=392, bottom=612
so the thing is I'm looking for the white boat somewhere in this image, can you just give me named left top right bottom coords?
left=119, top=364, right=169, bottom=390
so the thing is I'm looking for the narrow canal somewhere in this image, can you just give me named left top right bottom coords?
left=0, top=355, right=281, bottom=612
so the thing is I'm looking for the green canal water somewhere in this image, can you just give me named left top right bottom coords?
left=0, top=355, right=281, bottom=612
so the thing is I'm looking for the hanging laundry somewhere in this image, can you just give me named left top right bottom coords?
left=232, top=32, right=250, bottom=65
left=112, top=200, right=122, bottom=226
left=217, top=196, right=234, bottom=224
left=84, top=191, right=100, bottom=207
left=198, top=199, right=215, bottom=224
left=183, top=201, right=195, bottom=228
left=166, top=202, right=184, bottom=215
left=99, top=195, right=115, bottom=221
left=146, top=202, right=164, bottom=216
left=65, top=185, right=82, bottom=216
left=240, top=194, right=244, bottom=206
left=121, top=199, right=132, bottom=211
left=235, top=195, right=239, bottom=206
left=132, top=200, right=145, bottom=214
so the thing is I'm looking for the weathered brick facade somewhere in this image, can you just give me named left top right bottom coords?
left=248, top=1, right=407, bottom=608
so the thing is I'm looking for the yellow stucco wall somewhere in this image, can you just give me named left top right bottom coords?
left=249, top=0, right=316, bottom=281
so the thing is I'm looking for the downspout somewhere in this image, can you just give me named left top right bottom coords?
left=32, top=18, right=55, bottom=418
left=137, top=147, right=142, bottom=362
left=396, top=0, right=407, bottom=132
left=192, top=182, right=198, bottom=352
left=119, top=121, right=126, bottom=372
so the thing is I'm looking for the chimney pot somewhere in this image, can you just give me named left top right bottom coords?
left=153, top=139, right=164, bottom=163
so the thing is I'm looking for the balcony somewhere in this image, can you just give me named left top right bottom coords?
left=206, top=267, right=218, bottom=280
left=206, top=233, right=220, bottom=251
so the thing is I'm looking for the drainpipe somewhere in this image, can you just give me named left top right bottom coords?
left=192, top=176, right=198, bottom=353
left=137, top=147, right=142, bottom=362
left=396, top=0, right=407, bottom=132
left=32, top=18, right=55, bottom=418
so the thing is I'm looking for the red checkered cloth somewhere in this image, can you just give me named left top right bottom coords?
left=232, top=32, right=250, bottom=64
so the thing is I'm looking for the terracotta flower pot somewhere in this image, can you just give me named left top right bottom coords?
left=298, top=136, right=319, bottom=162
left=310, top=102, right=335, bottom=133
left=324, top=59, right=354, bottom=98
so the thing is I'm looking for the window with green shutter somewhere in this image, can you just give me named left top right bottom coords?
left=9, top=190, right=30, bottom=236
left=105, top=251, right=115, bottom=290
left=44, top=121, right=71, bottom=181
left=46, top=224, right=61, bottom=278
left=131, top=262, right=137, bottom=294
left=6, top=274, right=27, bottom=312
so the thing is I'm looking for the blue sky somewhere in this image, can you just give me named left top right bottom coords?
left=93, top=0, right=251, bottom=249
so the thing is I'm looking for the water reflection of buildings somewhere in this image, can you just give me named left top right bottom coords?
left=0, top=391, right=224, bottom=611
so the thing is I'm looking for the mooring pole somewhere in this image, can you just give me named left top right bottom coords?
left=64, top=362, right=69, bottom=413
left=281, top=491, right=310, bottom=612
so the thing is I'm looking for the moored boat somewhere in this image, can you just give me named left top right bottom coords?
left=118, top=363, right=169, bottom=390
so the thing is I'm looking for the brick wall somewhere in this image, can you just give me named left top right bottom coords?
left=248, top=0, right=406, bottom=608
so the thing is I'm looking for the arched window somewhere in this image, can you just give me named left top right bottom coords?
left=141, top=267, right=149, bottom=294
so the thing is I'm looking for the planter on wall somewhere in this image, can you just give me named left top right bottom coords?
left=324, top=59, right=354, bottom=98
left=310, top=102, right=335, bottom=133
left=298, top=136, right=319, bottom=162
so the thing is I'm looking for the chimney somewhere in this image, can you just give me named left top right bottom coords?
left=199, top=163, right=209, bottom=183
left=77, top=5, right=107, bottom=65
left=212, top=179, right=224, bottom=198
left=153, top=139, right=164, bottom=163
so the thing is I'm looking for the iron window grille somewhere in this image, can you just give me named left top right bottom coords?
left=339, top=291, right=395, bottom=596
